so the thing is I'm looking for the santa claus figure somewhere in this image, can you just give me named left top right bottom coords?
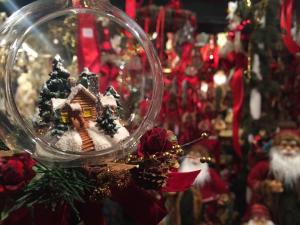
left=248, top=129, right=300, bottom=225
left=165, top=144, right=229, bottom=225
left=244, top=204, right=274, bottom=225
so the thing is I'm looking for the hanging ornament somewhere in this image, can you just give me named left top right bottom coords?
left=250, top=88, right=262, bottom=120
left=252, top=54, right=263, bottom=80
left=0, top=0, right=163, bottom=165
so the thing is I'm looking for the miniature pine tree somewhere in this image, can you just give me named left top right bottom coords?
left=51, top=110, right=69, bottom=136
left=38, top=55, right=71, bottom=123
left=97, top=106, right=118, bottom=137
left=104, top=86, right=121, bottom=107
left=104, top=86, right=122, bottom=116
left=78, top=67, right=94, bottom=88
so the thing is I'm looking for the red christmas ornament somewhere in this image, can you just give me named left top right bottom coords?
left=137, top=128, right=173, bottom=157
left=0, top=153, right=35, bottom=195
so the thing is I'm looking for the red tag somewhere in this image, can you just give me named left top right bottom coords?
left=161, top=170, right=200, bottom=192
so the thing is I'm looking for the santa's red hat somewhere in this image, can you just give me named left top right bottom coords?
left=273, top=129, right=300, bottom=146
left=249, top=204, right=271, bottom=220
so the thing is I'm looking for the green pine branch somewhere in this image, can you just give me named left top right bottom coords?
left=1, top=164, right=96, bottom=221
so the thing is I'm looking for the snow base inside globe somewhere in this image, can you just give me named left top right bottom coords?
left=35, top=56, right=129, bottom=159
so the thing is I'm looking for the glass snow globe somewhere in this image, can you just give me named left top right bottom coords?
left=0, top=0, right=163, bottom=166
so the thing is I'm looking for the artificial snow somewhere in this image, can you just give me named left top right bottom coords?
left=47, top=117, right=129, bottom=153
left=110, top=120, right=130, bottom=144
left=87, top=121, right=112, bottom=151
left=51, top=98, right=67, bottom=111
left=87, top=121, right=129, bottom=151
left=70, top=103, right=82, bottom=111
left=100, top=95, right=117, bottom=107
left=55, top=130, right=82, bottom=152
left=67, top=84, right=97, bottom=103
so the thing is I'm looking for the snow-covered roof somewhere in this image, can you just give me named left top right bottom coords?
left=70, top=103, right=82, bottom=111
left=52, top=98, right=67, bottom=111
left=67, top=84, right=97, bottom=103
left=100, top=95, right=117, bottom=107
left=52, top=84, right=96, bottom=111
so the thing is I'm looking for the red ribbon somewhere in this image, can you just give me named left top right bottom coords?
left=156, top=7, right=166, bottom=60
left=280, top=0, right=300, bottom=55
left=74, top=0, right=101, bottom=73
left=161, top=170, right=200, bottom=192
left=230, top=67, right=244, bottom=159
left=77, top=14, right=102, bottom=73
left=126, top=0, right=136, bottom=19
left=178, top=42, right=193, bottom=74
left=111, top=182, right=167, bottom=225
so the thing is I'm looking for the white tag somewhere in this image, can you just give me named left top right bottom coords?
left=82, top=28, right=94, bottom=38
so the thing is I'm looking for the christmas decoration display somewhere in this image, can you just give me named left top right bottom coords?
left=0, top=127, right=202, bottom=225
left=173, top=144, right=231, bottom=225
left=0, top=0, right=299, bottom=224
left=248, top=129, right=300, bottom=225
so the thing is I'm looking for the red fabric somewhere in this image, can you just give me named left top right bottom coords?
left=2, top=208, right=32, bottom=225
left=247, top=161, right=270, bottom=203
left=77, top=14, right=101, bottom=73
left=201, top=169, right=228, bottom=202
left=161, top=170, right=200, bottom=192
left=78, top=202, right=106, bottom=225
left=111, top=182, right=167, bottom=225
left=126, top=0, right=136, bottom=19
left=230, top=67, right=244, bottom=159
left=199, top=169, right=229, bottom=223
left=280, top=0, right=300, bottom=55
left=247, top=161, right=270, bottom=190
left=34, top=204, right=70, bottom=225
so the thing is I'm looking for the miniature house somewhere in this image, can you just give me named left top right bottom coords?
left=52, top=84, right=99, bottom=152
left=52, top=84, right=98, bottom=125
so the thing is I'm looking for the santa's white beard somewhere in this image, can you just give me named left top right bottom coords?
left=179, top=157, right=210, bottom=187
left=270, top=146, right=300, bottom=187
left=247, top=219, right=274, bottom=225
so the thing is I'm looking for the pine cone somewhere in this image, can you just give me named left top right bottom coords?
left=130, top=159, right=168, bottom=190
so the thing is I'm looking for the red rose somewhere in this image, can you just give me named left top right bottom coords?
left=137, top=128, right=174, bottom=156
left=0, top=153, right=35, bottom=194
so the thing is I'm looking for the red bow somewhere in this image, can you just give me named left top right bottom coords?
left=229, top=53, right=247, bottom=158
left=280, top=0, right=300, bottom=55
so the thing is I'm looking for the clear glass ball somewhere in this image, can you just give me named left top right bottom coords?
left=0, top=0, right=163, bottom=166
